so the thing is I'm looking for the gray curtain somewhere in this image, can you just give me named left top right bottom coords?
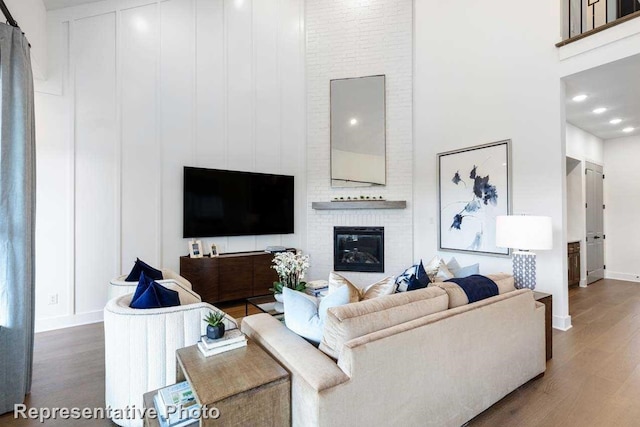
left=0, top=23, right=36, bottom=415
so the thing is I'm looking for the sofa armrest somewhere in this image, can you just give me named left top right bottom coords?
left=241, top=314, right=350, bottom=392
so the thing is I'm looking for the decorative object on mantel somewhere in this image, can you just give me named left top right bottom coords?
left=332, top=195, right=385, bottom=201
left=312, top=200, right=406, bottom=210
left=496, top=215, right=553, bottom=290
left=438, top=140, right=512, bottom=256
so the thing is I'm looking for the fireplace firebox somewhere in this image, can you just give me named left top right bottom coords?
left=334, top=227, right=384, bottom=273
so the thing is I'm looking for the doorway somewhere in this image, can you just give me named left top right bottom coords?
left=585, top=161, right=605, bottom=284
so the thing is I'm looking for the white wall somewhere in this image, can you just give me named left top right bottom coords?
left=414, top=0, right=570, bottom=330
left=559, top=12, right=640, bottom=77
left=6, top=0, right=47, bottom=79
left=566, top=158, right=582, bottom=243
left=305, top=0, right=414, bottom=285
left=566, top=122, right=605, bottom=164
left=34, top=0, right=306, bottom=331
left=565, top=122, right=605, bottom=286
left=603, top=135, right=640, bottom=283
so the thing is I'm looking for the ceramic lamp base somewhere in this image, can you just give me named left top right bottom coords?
left=512, top=251, right=537, bottom=290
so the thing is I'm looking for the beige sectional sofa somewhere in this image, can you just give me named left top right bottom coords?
left=241, top=275, right=546, bottom=427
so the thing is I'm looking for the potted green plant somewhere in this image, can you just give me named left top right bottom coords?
left=204, top=311, right=226, bottom=339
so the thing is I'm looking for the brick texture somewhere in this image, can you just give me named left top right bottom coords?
left=305, top=0, right=413, bottom=285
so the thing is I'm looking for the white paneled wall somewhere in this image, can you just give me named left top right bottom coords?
left=305, top=0, right=414, bottom=285
left=73, top=12, right=118, bottom=315
left=34, top=0, right=306, bottom=331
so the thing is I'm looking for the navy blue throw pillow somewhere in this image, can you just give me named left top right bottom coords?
left=415, top=260, right=430, bottom=284
left=125, top=258, right=163, bottom=282
left=406, top=274, right=430, bottom=292
left=396, top=259, right=431, bottom=292
left=130, top=272, right=180, bottom=309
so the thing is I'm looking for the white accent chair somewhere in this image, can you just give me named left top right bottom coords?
left=108, top=268, right=190, bottom=300
left=103, top=279, right=236, bottom=427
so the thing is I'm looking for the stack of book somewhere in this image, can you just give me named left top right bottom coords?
left=153, top=381, right=199, bottom=427
left=305, top=280, right=329, bottom=298
left=197, top=329, right=247, bottom=357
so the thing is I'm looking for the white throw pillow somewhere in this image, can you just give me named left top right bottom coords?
left=282, top=285, right=350, bottom=344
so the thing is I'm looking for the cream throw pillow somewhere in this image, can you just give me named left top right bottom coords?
left=328, top=272, right=396, bottom=303
left=425, top=256, right=455, bottom=282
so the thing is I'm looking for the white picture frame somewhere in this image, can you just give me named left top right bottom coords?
left=210, top=243, right=219, bottom=257
left=188, top=240, right=203, bottom=258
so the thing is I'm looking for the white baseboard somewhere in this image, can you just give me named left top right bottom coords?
left=35, top=310, right=103, bottom=333
left=605, top=271, right=640, bottom=283
left=579, top=278, right=588, bottom=287
left=552, top=315, right=572, bottom=331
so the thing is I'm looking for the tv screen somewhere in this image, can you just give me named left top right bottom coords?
left=183, top=167, right=294, bottom=238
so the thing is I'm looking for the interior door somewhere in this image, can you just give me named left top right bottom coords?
left=586, top=162, right=604, bottom=284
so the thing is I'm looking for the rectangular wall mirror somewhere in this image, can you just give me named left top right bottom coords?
left=330, top=75, right=386, bottom=187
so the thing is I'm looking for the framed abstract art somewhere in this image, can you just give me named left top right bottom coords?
left=438, top=140, right=512, bottom=256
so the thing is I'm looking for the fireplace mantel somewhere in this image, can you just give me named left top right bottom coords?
left=312, top=200, right=407, bottom=210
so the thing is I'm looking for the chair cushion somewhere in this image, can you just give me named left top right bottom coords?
left=130, top=272, right=181, bottom=309
left=329, top=272, right=396, bottom=303
left=283, top=286, right=350, bottom=345
left=125, top=258, right=163, bottom=282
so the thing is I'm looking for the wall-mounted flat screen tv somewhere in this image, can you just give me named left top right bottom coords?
left=183, top=167, right=294, bottom=238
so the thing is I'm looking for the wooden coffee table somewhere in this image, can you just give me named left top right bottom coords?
left=144, top=340, right=290, bottom=426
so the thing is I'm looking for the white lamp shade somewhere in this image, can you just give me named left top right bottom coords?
left=495, top=215, right=553, bottom=250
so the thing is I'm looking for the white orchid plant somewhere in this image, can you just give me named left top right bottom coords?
left=270, top=252, right=310, bottom=294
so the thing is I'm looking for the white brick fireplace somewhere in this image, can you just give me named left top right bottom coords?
left=305, top=0, right=414, bottom=285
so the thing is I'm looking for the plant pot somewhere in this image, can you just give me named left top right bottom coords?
left=274, top=293, right=284, bottom=303
left=206, top=324, right=225, bottom=340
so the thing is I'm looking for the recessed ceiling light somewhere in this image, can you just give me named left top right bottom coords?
left=572, top=94, right=588, bottom=102
left=593, top=107, right=607, bottom=114
left=349, top=118, right=358, bottom=126
left=610, top=118, right=622, bottom=124
left=623, top=127, right=635, bottom=133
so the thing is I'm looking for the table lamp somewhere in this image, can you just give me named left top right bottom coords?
left=495, top=215, right=553, bottom=290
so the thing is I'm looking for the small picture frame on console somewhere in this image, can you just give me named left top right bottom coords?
left=210, top=243, right=219, bottom=257
left=189, top=240, right=204, bottom=258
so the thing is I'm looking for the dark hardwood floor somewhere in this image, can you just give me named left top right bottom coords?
left=2, top=279, right=640, bottom=426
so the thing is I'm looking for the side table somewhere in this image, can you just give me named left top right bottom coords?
left=144, top=340, right=290, bottom=426
left=533, top=291, right=552, bottom=360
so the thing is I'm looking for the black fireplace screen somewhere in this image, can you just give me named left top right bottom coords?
left=334, top=227, right=384, bottom=273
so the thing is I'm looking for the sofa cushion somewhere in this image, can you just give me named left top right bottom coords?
left=125, top=258, right=163, bottom=282
left=329, top=272, right=396, bottom=303
left=425, top=256, right=455, bottom=281
left=453, top=263, right=480, bottom=278
left=130, top=272, right=181, bottom=309
left=435, top=273, right=515, bottom=308
left=283, top=285, right=350, bottom=345
left=319, top=286, right=448, bottom=359
left=445, top=257, right=481, bottom=278
left=395, top=260, right=431, bottom=292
